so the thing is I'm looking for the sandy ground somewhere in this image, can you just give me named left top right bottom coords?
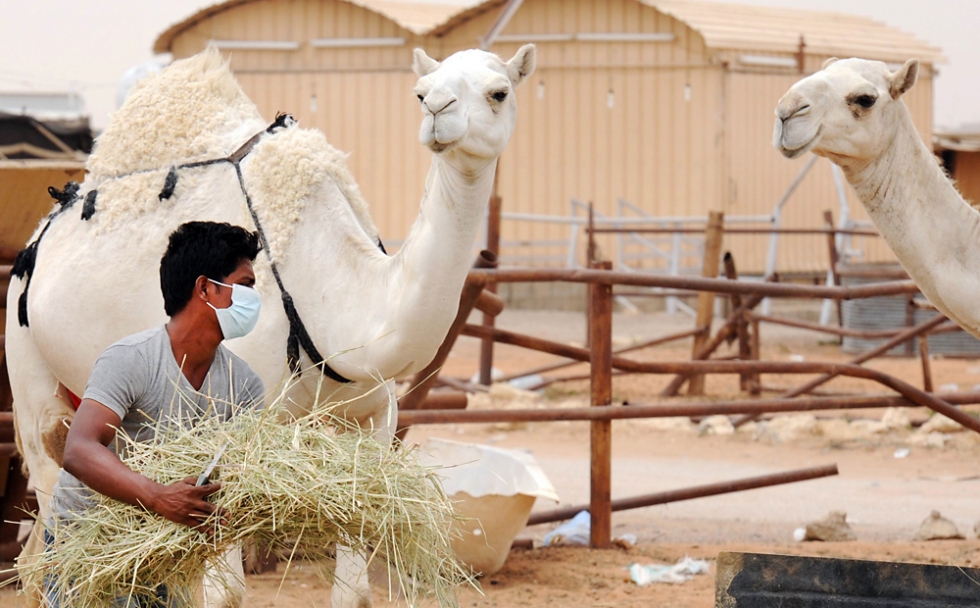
left=4, top=306, right=980, bottom=607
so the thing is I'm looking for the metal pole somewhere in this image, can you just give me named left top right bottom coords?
left=724, top=252, right=753, bottom=392
left=919, top=335, right=934, bottom=393
left=589, top=260, right=613, bottom=548
left=732, top=314, right=948, bottom=427
left=660, top=292, right=766, bottom=396
left=466, top=268, right=920, bottom=300
left=497, top=326, right=705, bottom=382
left=527, top=464, right=838, bottom=526
left=397, top=391, right=980, bottom=426
left=668, top=223, right=682, bottom=315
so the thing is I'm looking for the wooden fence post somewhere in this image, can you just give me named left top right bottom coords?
left=724, top=252, right=756, bottom=393
left=687, top=211, right=725, bottom=395
left=823, top=210, right=843, bottom=328
left=479, top=192, right=502, bottom=385
left=589, top=260, right=613, bottom=548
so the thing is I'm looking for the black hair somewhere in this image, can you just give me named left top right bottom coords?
left=160, top=221, right=262, bottom=316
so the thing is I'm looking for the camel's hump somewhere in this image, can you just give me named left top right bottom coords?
left=88, top=48, right=266, bottom=179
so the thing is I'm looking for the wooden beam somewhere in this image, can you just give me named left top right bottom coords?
left=688, top=211, right=725, bottom=395
left=589, top=261, right=612, bottom=549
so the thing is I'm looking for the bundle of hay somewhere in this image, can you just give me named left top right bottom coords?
left=23, top=383, right=473, bottom=607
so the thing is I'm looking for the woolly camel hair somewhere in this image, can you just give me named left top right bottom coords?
left=773, top=58, right=980, bottom=338
left=4, top=44, right=536, bottom=607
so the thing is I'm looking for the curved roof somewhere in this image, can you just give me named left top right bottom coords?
left=647, top=0, right=945, bottom=64
left=154, top=0, right=486, bottom=53
left=156, top=0, right=945, bottom=66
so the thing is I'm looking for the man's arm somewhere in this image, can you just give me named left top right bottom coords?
left=63, top=399, right=225, bottom=529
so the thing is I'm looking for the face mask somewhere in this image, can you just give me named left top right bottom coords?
left=207, top=279, right=262, bottom=340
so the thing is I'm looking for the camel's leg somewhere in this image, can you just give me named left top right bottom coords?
left=4, top=323, right=75, bottom=607
left=332, top=548, right=373, bottom=608
left=331, top=400, right=399, bottom=608
left=202, top=546, right=245, bottom=608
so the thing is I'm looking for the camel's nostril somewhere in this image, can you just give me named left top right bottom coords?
left=425, top=97, right=458, bottom=116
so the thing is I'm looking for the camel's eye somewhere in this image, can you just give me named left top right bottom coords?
left=854, top=94, right=877, bottom=109
left=491, top=90, right=508, bottom=103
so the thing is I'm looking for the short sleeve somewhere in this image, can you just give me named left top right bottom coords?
left=82, top=345, right=148, bottom=420
left=240, top=370, right=265, bottom=411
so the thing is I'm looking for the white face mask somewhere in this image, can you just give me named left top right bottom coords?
left=207, top=279, right=262, bottom=340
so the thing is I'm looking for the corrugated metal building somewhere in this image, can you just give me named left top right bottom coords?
left=154, top=0, right=943, bottom=274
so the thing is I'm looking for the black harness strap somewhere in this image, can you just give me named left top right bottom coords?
left=14, top=183, right=81, bottom=326
left=14, top=114, right=355, bottom=384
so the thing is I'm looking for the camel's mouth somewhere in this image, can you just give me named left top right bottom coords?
left=776, top=124, right=822, bottom=160
left=427, top=140, right=458, bottom=154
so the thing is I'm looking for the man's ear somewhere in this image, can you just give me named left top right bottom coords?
left=195, top=275, right=210, bottom=300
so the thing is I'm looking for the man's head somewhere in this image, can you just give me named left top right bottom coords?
left=160, top=222, right=261, bottom=317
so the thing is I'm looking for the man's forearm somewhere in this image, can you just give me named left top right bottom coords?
left=63, top=442, right=162, bottom=511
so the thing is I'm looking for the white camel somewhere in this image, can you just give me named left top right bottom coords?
left=5, top=43, right=535, bottom=607
left=773, top=57, right=980, bottom=339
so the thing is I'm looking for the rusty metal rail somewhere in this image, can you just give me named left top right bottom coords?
left=497, top=326, right=705, bottom=383
left=397, top=391, right=980, bottom=426
left=526, top=464, right=839, bottom=526
left=588, top=227, right=880, bottom=236
left=467, top=268, right=918, bottom=300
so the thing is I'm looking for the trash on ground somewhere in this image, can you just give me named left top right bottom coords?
left=628, top=557, right=711, bottom=585
left=697, top=415, right=735, bottom=436
left=542, top=511, right=635, bottom=548
left=800, top=510, right=856, bottom=542
left=893, top=447, right=911, bottom=459
left=543, top=510, right=591, bottom=547
left=915, top=510, right=964, bottom=541
left=508, top=374, right=544, bottom=391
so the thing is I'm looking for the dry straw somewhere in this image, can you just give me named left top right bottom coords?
left=21, top=376, right=474, bottom=607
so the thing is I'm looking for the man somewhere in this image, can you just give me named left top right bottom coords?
left=45, top=221, right=266, bottom=606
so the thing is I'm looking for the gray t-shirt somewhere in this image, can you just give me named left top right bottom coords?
left=49, top=325, right=264, bottom=523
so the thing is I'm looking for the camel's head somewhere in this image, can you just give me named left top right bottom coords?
left=773, top=57, right=919, bottom=165
left=412, top=45, right=536, bottom=160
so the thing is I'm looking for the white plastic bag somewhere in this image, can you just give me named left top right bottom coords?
left=628, top=557, right=711, bottom=585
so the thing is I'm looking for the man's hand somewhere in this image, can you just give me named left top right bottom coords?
left=65, top=401, right=232, bottom=533
left=148, top=477, right=228, bottom=531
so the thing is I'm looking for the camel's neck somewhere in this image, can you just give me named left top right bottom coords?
left=385, top=154, right=496, bottom=361
left=843, top=109, right=980, bottom=332
left=399, top=154, right=496, bottom=272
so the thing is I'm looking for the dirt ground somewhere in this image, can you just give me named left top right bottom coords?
left=5, top=306, right=980, bottom=607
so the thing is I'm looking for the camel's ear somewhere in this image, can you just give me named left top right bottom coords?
left=889, top=59, right=919, bottom=99
left=821, top=57, right=839, bottom=70
left=506, top=44, right=536, bottom=87
left=413, top=48, right=440, bottom=77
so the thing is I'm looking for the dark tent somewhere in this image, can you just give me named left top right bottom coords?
left=0, top=112, right=92, bottom=160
